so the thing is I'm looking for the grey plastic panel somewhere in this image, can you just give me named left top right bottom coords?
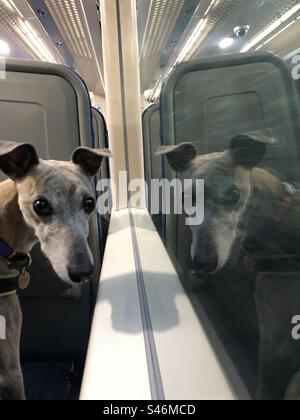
left=0, top=59, right=100, bottom=357
left=92, top=108, right=107, bottom=148
left=142, top=104, right=167, bottom=237
left=92, top=107, right=111, bottom=269
left=142, top=104, right=161, bottom=205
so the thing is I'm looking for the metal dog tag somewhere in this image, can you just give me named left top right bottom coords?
left=19, top=271, right=31, bottom=290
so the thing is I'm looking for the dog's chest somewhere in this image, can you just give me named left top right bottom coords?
left=0, top=294, right=25, bottom=400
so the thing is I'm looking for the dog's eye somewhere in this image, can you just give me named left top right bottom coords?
left=33, top=199, right=53, bottom=217
left=83, top=197, right=96, bottom=214
left=220, top=188, right=241, bottom=205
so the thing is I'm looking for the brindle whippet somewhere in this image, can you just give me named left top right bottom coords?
left=0, top=140, right=110, bottom=400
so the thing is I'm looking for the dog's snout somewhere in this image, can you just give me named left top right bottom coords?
left=68, top=263, right=94, bottom=283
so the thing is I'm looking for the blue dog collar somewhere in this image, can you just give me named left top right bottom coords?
left=0, top=239, right=14, bottom=259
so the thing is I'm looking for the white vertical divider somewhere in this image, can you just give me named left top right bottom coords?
left=100, top=0, right=146, bottom=210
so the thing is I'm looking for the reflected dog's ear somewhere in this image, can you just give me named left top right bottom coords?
left=72, top=147, right=112, bottom=177
left=156, top=142, right=196, bottom=172
left=229, top=130, right=276, bottom=169
left=0, top=141, right=39, bottom=181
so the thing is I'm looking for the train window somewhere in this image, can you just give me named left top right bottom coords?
left=138, top=0, right=300, bottom=400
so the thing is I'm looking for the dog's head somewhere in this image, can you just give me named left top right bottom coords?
left=0, top=141, right=111, bottom=284
left=158, top=132, right=275, bottom=275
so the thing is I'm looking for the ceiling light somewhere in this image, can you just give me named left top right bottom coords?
left=241, top=4, right=300, bottom=52
left=0, top=0, right=13, bottom=12
left=219, top=37, right=234, bottom=49
left=2, top=0, right=24, bottom=18
left=19, top=20, right=56, bottom=63
left=0, top=40, right=10, bottom=55
left=175, top=18, right=207, bottom=64
left=144, top=90, right=152, bottom=101
left=204, top=0, right=218, bottom=16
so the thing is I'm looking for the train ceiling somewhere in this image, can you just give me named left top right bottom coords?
left=0, top=0, right=104, bottom=95
left=0, top=0, right=299, bottom=99
left=137, top=0, right=300, bottom=100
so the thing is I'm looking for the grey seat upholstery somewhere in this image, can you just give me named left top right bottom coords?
left=142, top=104, right=165, bottom=235
left=142, top=104, right=161, bottom=194
left=159, top=52, right=300, bottom=396
left=92, top=107, right=111, bottom=262
left=0, top=59, right=103, bottom=358
left=92, top=108, right=109, bottom=179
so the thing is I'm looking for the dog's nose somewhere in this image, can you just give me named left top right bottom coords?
left=192, top=256, right=218, bottom=274
left=68, top=264, right=94, bottom=283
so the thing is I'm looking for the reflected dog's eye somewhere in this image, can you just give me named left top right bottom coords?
left=33, top=199, right=53, bottom=217
left=219, top=187, right=241, bottom=205
left=83, top=197, right=96, bottom=214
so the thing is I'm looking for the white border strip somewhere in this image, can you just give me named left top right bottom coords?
left=80, top=210, right=151, bottom=400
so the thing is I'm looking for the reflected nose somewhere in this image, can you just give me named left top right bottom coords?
left=192, top=255, right=218, bottom=274
left=192, top=237, right=218, bottom=274
left=68, top=263, right=94, bottom=283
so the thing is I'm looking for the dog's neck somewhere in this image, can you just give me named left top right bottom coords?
left=0, top=179, right=37, bottom=275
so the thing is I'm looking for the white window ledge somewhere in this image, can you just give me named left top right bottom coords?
left=80, top=209, right=246, bottom=400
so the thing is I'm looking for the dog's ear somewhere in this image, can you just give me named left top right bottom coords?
left=0, top=141, right=39, bottom=181
left=229, top=131, right=276, bottom=169
left=72, top=147, right=112, bottom=176
left=156, top=142, right=196, bottom=172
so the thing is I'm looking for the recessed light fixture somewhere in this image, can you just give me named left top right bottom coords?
left=0, top=40, right=10, bottom=55
left=219, top=37, right=234, bottom=49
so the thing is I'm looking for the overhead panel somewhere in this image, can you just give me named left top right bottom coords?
left=190, top=0, right=242, bottom=59
left=143, top=0, right=300, bottom=100
left=140, top=0, right=186, bottom=91
left=240, top=0, right=300, bottom=53
left=183, top=0, right=300, bottom=59
left=44, top=0, right=104, bottom=95
left=160, top=0, right=200, bottom=68
left=27, top=0, right=75, bottom=68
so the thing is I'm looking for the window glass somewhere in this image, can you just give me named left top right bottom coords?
left=138, top=0, right=300, bottom=400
